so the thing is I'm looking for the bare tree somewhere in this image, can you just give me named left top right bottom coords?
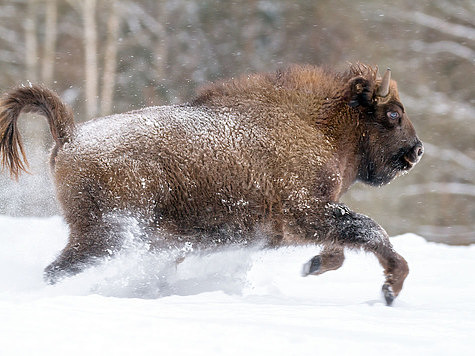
left=82, top=0, right=98, bottom=118
left=101, top=0, right=120, bottom=115
left=23, top=0, right=49, bottom=152
left=41, top=0, right=58, bottom=86
left=154, top=0, right=169, bottom=82
left=25, top=0, right=38, bottom=82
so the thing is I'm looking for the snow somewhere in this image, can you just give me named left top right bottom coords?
left=1, top=215, right=474, bottom=355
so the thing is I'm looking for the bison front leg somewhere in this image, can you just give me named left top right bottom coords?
left=301, top=202, right=409, bottom=305
left=302, top=246, right=345, bottom=276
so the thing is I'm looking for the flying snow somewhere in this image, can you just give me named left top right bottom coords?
left=0, top=215, right=474, bottom=355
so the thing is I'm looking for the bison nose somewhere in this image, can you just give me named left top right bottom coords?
left=416, top=143, right=424, bottom=158
left=405, top=141, right=424, bottom=166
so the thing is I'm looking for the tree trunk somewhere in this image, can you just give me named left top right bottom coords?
left=25, top=0, right=38, bottom=83
left=83, top=0, right=98, bottom=118
left=23, top=0, right=47, bottom=155
left=152, top=0, right=169, bottom=105
left=100, top=0, right=120, bottom=116
left=41, top=0, right=57, bottom=86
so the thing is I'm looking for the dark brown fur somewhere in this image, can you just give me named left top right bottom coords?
left=0, top=64, right=423, bottom=304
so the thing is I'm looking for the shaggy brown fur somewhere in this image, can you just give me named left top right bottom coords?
left=0, top=85, right=74, bottom=178
left=0, top=64, right=423, bottom=305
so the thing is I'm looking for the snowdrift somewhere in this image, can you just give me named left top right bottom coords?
left=0, top=215, right=474, bottom=355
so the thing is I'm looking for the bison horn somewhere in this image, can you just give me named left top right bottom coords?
left=377, top=68, right=391, bottom=97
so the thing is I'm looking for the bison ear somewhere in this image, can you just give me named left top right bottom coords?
left=347, top=76, right=374, bottom=108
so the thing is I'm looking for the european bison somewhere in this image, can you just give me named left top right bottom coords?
left=0, top=64, right=423, bottom=304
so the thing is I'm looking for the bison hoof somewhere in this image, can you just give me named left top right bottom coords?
left=301, top=255, right=321, bottom=277
left=382, top=283, right=395, bottom=306
left=44, top=262, right=79, bottom=285
left=44, top=267, right=61, bottom=285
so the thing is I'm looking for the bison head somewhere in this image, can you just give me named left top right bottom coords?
left=348, top=68, right=423, bottom=186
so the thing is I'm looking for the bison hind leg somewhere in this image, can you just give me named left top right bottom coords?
left=44, top=245, right=101, bottom=284
left=44, top=215, right=134, bottom=284
left=44, top=238, right=117, bottom=284
left=302, top=246, right=345, bottom=277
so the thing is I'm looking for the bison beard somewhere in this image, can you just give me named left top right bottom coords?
left=0, top=64, right=422, bottom=305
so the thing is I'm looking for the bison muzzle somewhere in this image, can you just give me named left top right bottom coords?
left=0, top=64, right=423, bottom=305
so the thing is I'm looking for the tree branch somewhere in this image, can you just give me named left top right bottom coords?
left=409, top=40, right=475, bottom=62
left=403, top=11, right=475, bottom=41
left=423, top=142, right=475, bottom=171
left=400, top=183, right=475, bottom=197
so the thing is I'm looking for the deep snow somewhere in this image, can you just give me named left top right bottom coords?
left=0, top=215, right=474, bottom=355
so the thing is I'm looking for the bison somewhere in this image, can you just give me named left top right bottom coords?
left=0, top=63, right=423, bottom=304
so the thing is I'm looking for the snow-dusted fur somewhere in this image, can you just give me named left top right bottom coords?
left=0, top=64, right=423, bottom=304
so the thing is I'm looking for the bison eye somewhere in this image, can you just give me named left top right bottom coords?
left=387, top=111, right=400, bottom=120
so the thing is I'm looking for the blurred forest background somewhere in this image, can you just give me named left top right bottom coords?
left=0, top=0, right=473, bottom=244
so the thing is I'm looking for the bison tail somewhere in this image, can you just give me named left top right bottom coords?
left=0, top=84, right=75, bottom=179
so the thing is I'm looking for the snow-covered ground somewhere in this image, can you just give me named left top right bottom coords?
left=0, top=215, right=474, bottom=355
